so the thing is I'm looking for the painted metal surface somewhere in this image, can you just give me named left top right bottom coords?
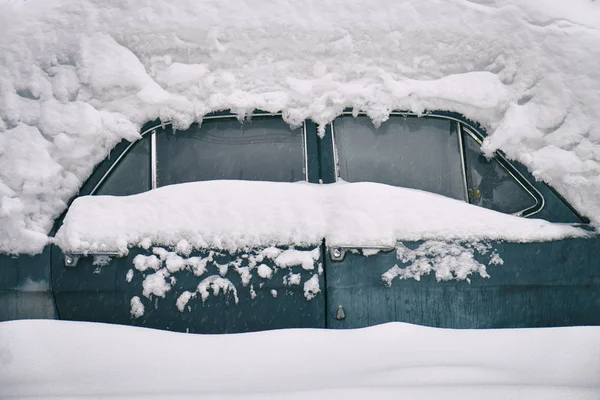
left=5, top=111, right=598, bottom=332
left=0, top=246, right=57, bottom=321
left=51, top=246, right=326, bottom=333
left=325, top=237, right=600, bottom=329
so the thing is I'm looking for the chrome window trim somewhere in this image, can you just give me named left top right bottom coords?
left=89, top=130, right=153, bottom=196
left=330, top=122, right=340, bottom=181
left=330, top=111, right=545, bottom=218
left=91, top=113, right=308, bottom=196
left=303, top=122, right=309, bottom=181
left=456, top=122, right=470, bottom=202
left=150, top=130, right=157, bottom=190
left=461, top=125, right=544, bottom=218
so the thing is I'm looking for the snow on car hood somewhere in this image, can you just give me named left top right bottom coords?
left=1, top=0, right=600, bottom=254
left=55, top=181, right=587, bottom=254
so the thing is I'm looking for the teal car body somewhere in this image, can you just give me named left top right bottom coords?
left=1, top=111, right=598, bottom=332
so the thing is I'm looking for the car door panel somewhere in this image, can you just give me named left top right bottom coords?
left=326, top=237, right=600, bottom=329
left=52, top=245, right=325, bottom=333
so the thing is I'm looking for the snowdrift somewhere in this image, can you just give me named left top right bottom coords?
left=0, top=320, right=599, bottom=399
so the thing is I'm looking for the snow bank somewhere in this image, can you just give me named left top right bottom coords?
left=1, top=0, right=600, bottom=254
left=55, top=181, right=586, bottom=254
left=1, top=320, right=599, bottom=399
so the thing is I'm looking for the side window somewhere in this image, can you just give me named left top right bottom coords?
left=463, top=132, right=537, bottom=215
left=156, top=117, right=305, bottom=186
left=333, top=115, right=466, bottom=201
left=94, top=134, right=151, bottom=196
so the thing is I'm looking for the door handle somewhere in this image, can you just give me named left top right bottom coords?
left=328, top=245, right=395, bottom=262
left=63, top=252, right=121, bottom=267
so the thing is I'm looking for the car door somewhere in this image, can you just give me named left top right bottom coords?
left=51, top=113, right=327, bottom=333
left=323, top=113, right=600, bottom=329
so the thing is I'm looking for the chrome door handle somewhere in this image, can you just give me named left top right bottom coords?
left=63, top=252, right=120, bottom=267
left=328, top=245, right=394, bottom=262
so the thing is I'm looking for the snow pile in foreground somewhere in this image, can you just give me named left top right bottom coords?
left=0, top=320, right=599, bottom=400
left=55, top=181, right=587, bottom=254
left=1, top=0, right=600, bottom=254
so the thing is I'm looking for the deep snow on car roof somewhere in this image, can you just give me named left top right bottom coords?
left=1, top=0, right=599, bottom=254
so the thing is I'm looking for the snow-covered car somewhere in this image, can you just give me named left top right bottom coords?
left=1, top=110, right=598, bottom=333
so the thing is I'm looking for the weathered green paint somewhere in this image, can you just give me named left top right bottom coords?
left=5, top=111, right=599, bottom=333
left=0, top=246, right=57, bottom=321
left=304, top=120, right=322, bottom=184
left=325, top=237, right=600, bottom=329
left=317, top=124, right=337, bottom=184
left=51, top=246, right=326, bottom=333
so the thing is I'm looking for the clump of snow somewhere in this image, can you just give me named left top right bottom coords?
left=131, top=245, right=324, bottom=311
left=197, top=276, right=238, bottom=304
left=125, top=269, right=134, bottom=283
left=56, top=181, right=588, bottom=255
left=257, top=264, right=273, bottom=279
left=489, top=251, right=504, bottom=266
left=382, top=241, right=499, bottom=286
left=187, top=256, right=210, bottom=277
left=129, top=296, right=144, bottom=319
left=91, top=255, right=111, bottom=267
left=1, top=0, right=600, bottom=255
left=273, top=248, right=321, bottom=271
left=175, top=239, right=192, bottom=257
left=303, top=274, right=321, bottom=300
left=165, top=253, right=186, bottom=274
left=284, top=272, right=302, bottom=286
left=235, top=266, right=252, bottom=287
left=260, top=247, right=282, bottom=260
left=175, top=291, right=195, bottom=312
left=138, top=238, right=152, bottom=250
left=362, top=249, right=382, bottom=257
left=152, top=247, right=169, bottom=261
left=132, top=254, right=161, bottom=272
left=141, top=269, right=171, bottom=299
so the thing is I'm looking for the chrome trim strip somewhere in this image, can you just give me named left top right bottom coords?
left=91, top=113, right=308, bottom=195
left=151, top=130, right=157, bottom=190
left=456, top=122, right=470, bottom=202
left=65, top=251, right=121, bottom=256
left=201, top=111, right=284, bottom=121
left=331, top=244, right=396, bottom=251
left=303, top=122, right=309, bottom=181
left=330, top=122, right=340, bottom=181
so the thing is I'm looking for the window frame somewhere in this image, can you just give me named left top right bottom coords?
left=330, top=111, right=545, bottom=218
left=90, top=112, right=310, bottom=195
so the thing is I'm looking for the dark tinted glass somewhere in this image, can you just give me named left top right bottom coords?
left=95, top=134, right=151, bottom=196
left=334, top=115, right=465, bottom=200
left=157, top=117, right=305, bottom=185
left=464, top=134, right=535, bottom=214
